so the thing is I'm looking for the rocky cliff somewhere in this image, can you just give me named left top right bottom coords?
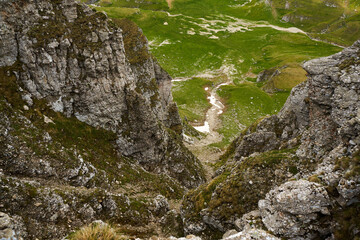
left=181, top=41, right=360, bottom=239
left=0, top=0, right=205, bottom=239
left=0, top=0, right=205, bottom=189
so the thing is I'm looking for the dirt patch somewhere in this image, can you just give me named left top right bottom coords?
left=166, top=0, right=173, bottom=8
left=185, top=80, right=233, bottom=180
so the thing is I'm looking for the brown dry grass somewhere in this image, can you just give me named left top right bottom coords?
left=70, top=223, right=127, bottom=240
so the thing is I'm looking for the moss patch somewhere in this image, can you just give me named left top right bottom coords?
left=28, top=3, right=109, bottom=51
left=335, top=151, right=360, bottom=179
left=333, top=201, right=360, bottom=240
left=113, top=18, right=150, bottom=65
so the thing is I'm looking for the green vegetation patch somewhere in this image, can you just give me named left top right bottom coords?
left=215, top=83, right=289, bottom=147
left=335, top=151, right=360, bottom=179
left=113, top=18, right=151, bottom=65
left=98, top=0, right=169, bottom=11
left=172, top=78, right=212, bottom=123
left=261, top=63, right=308, bottom=93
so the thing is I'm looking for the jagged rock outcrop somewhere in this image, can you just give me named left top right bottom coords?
left=259, top=180, right=331, bottom=238
left=0, top=212, right=27, bottom=240
left=0, top=0, right=205, bottom=239
left=181, top=40, right=360, bottom=239
left=0, top=0, right=204, bottom=189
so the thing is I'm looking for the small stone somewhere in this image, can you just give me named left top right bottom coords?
left=223, top=229, right=238, bottom=239
left=221, top=228, right=279, bottom=240
left=44, top=115, right=54, bottom=124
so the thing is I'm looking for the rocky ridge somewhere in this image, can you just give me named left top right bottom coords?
left=0, top=0, right=205, bottom=189
left=181, top=40, right=360, bottom=239
left=0, top=0, right=205, bottom=239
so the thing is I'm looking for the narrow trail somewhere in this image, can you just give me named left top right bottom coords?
left=306, top=34, right=346, bottom=48
left=184, top=80, right=232, bottom=180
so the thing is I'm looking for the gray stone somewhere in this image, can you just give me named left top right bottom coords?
left=222, top=229, right=238, bottom=239
left=0, top=212, right=25, bottom=240
left=153, top=195, right=170, bottom=216
left=221, top=228, right=279, bottom=240
left=0, top=22, right=17, bottom=67
left=234, top=210, right=262, bottom=232
left=259, top=180, right=331, bottom=239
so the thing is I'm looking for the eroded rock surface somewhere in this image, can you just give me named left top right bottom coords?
left=0, top=0, right=205, bottom=239
left=259, top=180, right=331, bottom=238
left=0, top=0, right=204, bottom=189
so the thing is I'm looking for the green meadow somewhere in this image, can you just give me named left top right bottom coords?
left=94, top=0, right=349, bottom=147
left=172, top=78, right=212, bottom=123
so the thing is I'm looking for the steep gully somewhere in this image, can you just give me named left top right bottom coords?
left=172, top=77, right=232, bottom=179
left=166, top=15, right=344, bottom=179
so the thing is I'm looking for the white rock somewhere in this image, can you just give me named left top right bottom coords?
left=43, top=115, right=54, bottom=124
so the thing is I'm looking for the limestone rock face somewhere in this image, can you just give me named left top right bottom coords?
left=258, top=180, right=331, bottom=239
left=221, top=228, right=279, bottom=240
left=181, top=41, right=360, bottom=239
left=0, top=212, right=26, bottom=240
left=0, top=0, right=205, bottom=239
left=0, top=0, right=204, bottom=188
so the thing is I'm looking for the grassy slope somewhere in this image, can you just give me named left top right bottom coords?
left=172, top=78, right=212, bottom=122
left=95, top=0, right=342, bottom=147
left=270, top=0, right=360, bottom=46
left=215, top=83, right=289, bottom=147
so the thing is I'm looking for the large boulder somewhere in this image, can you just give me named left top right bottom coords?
left=258, top=180, right=331, bottom=239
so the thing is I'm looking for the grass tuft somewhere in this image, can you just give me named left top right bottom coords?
left=69, top=223, right=126, bottom=240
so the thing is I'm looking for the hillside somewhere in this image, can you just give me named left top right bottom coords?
left=0, top=0, right=359, bottom=240
left=268, top=0, right=360, bottom=46
left=93, top=0, right=346, bottom=148
left=182, top=40, right=360, bottom=240
left=0, top=0, right=204, bottom=238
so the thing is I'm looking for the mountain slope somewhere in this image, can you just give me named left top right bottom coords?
left=268, top=0, right=360, bottom=46
left=0, top=0, right=205, bottom=238
left=0, top=0, right=205, bottom=188
left=181, top=40, right=360, bottom=239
